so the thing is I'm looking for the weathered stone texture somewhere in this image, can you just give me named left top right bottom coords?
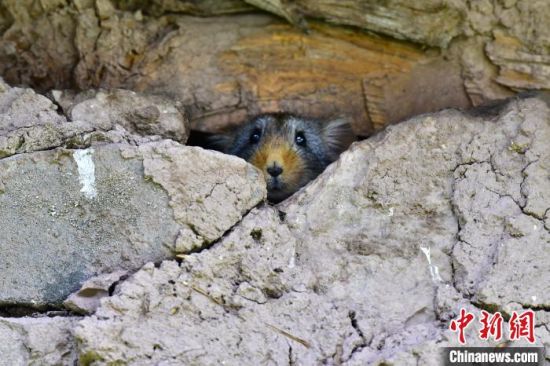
left=0, top=80, right=265, bottom=307
left=0, top=316, right=80, bottom=366
left=6, top=0, right=548, bottom=134
left=75, top=95, right=549, bottom=364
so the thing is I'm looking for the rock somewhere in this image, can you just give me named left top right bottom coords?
left=0, top=79, right=65, bottom=134
left=0, top=141, right=265, bottom=307
left=1, top=1, right=548, bottom=135
left=63, top=270, right=129, bottom=315
left=0, top=79, right=265, bottom=308
left=0, top=79, right=91, bottom=158
left=53, top=88, right=189, bottom=143
left=0, top=80, right=187, bottom=159
left=75, top=95, right=549, bottom=364
left=0, top=316, right=80, bottom=366
left=76, top=210, right=326, bottom=365
left=244, top=0, right=464, bottom=48
left=451, top=97, right=550, bottom=309
left=135, top=142, right=266, bottom=249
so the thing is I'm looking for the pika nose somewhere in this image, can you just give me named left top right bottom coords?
left=267, top=165, right=283, bottom=177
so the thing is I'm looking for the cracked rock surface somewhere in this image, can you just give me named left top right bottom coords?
left=0, top=78, right=174, bottom=159
left=0, top=316, right=80, bottom=366
left=53, top=88, right=189, bottom=143
left=0, top=80, right=266, bottom=307
left=75, top=95, right=549, bottom=364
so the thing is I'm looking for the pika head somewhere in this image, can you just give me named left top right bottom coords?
left=214, top=113, right=355, bottom=203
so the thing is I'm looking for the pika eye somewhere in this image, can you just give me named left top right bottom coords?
left=250, top=129, right=261, bottom=144
left=295, top=131, right=306, bottom=146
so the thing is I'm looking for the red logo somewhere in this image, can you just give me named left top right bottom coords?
left=479, top=310, right=503, bottom=341
left=449, top=308, right=475, bottom=344
left=509, top=310, right=535, bottom=344
left=449, top=309, right=536, bottom=345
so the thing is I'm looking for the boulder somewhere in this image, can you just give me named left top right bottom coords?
left=0, top=80, right=266, bottom=307
left=0, top=141, right=265, bottom=307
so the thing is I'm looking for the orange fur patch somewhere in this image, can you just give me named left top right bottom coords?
left=249, top=137, right=305, bottom=190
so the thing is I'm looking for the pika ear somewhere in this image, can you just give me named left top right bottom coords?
left=322, top=118, right=356, bottom=161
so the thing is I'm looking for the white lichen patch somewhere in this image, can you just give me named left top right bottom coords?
left=73, top=148, right=97, bottom=199
left=420, top=246, right=443, bottom=283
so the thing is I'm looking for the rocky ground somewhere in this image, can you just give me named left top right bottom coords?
left=0, top=79, right=548, bottom=365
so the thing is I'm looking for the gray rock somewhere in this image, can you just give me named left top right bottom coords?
left=0, top=316, right=80, bottom=366
left=63, top=270, right=129, bottom=315
left=0, top=80, right=92, bottom=159
left=0, top=80, right=65, bottom=135
left=0, top=80, right=187, bottom=159
left=75, top=95, right=549, bottom=364
left=53, top=88, right=189, bottom=143
left=0, top=141, right=265, bottom=307
left=0, top=78, right=264, bottom=308
left=451, top=97, right=550, bottom=308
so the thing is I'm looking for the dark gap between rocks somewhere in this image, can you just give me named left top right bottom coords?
left=0, top=304, right=77, bottom=318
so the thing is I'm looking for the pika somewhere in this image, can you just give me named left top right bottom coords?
left=212, top=113, right=355, bottom=203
